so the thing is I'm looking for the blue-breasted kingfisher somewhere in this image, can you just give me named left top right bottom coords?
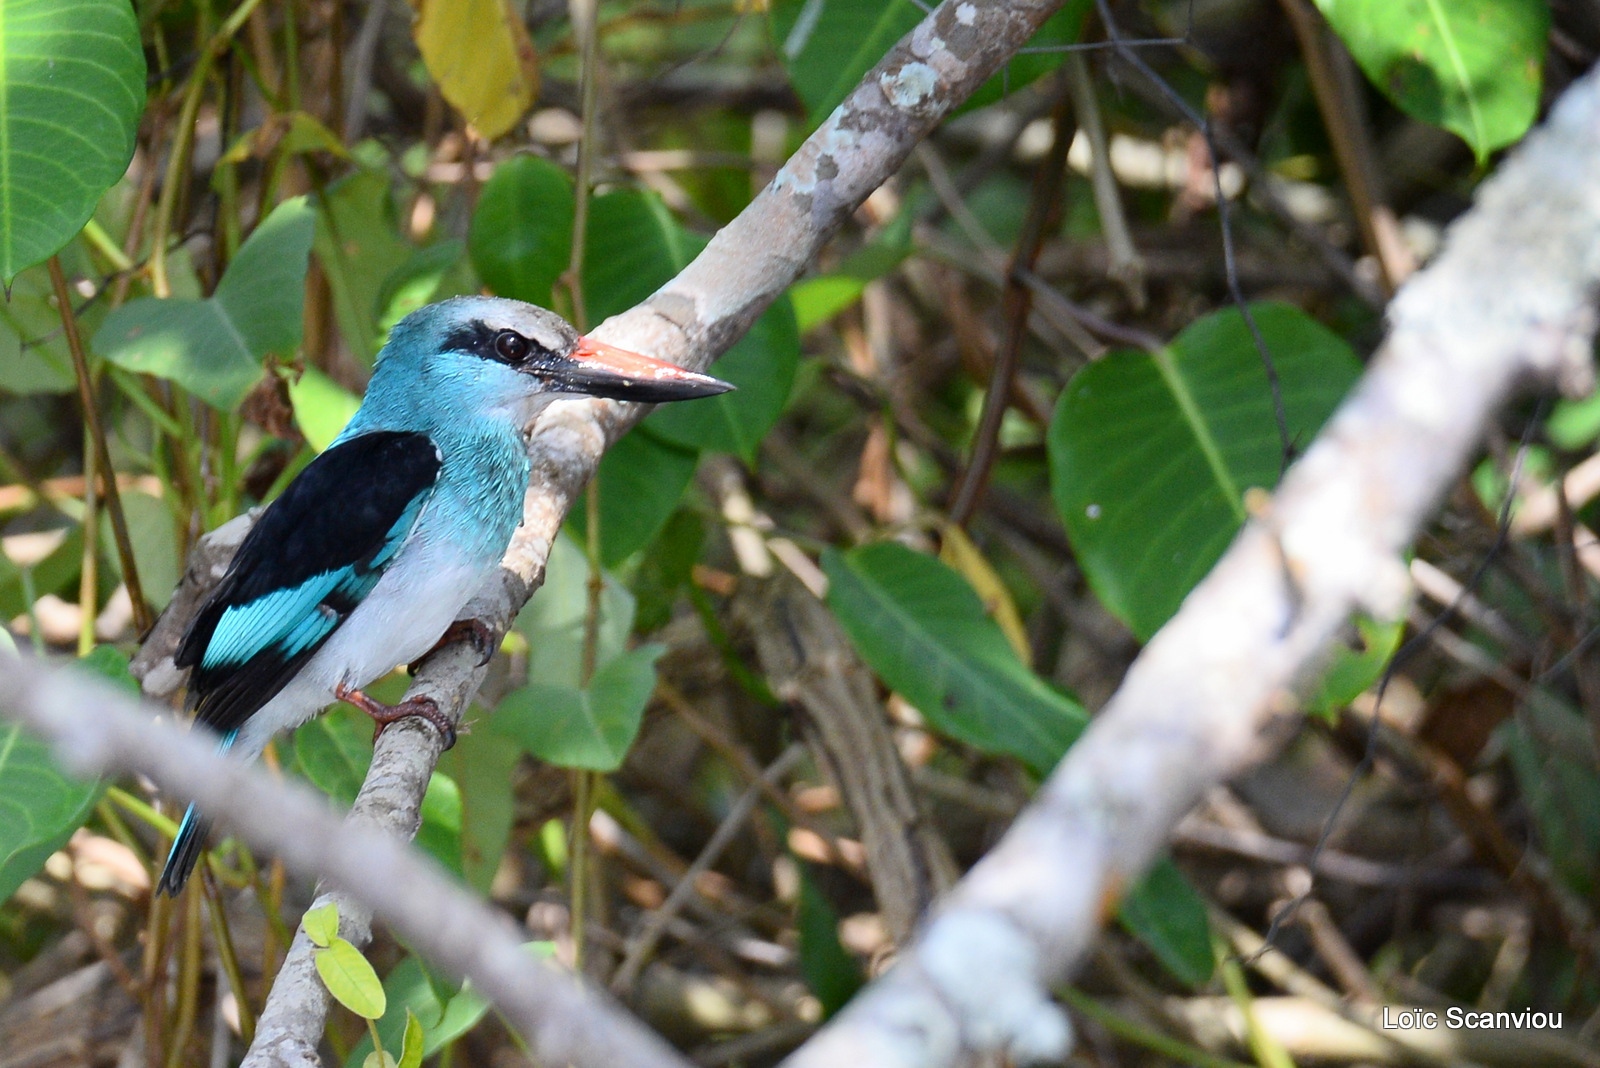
left=156, top=295, right=732, bottom=896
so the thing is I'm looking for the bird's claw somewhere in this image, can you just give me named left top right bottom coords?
left=408, top=618, right=498, bottom=674
left=336, top=683, right=458, bottom=750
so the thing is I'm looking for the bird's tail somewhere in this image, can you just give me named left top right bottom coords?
left=156, top=729, right=236, bottom=897
left=157, top=805, right=211, bottom=896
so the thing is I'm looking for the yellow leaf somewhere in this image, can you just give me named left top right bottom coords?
left=412, top=0, right=540, bottom=141
left=315, top=938, right=387, bottom=1019
left=939, top=524, right=1032, bottom=666
left=302, top=901, right=339, bottom=948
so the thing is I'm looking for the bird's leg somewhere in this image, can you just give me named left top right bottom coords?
left=408, top=618, right=497, bottom=675
left=335, top=681, right=458, bottom=750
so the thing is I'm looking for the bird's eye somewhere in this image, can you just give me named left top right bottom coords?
left=494, top=331, right=530, bottom=362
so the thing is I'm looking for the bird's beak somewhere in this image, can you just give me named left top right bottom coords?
left=549, top=336, right=734, bottom=403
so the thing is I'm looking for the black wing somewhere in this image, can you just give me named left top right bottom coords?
left=175, top=430, right=442, bottom=737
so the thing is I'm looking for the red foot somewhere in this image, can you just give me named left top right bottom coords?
left=336, top=682, right=458, bottom=750
left=408, top=619, right=498, bottom=674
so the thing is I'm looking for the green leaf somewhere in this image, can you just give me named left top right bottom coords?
left=584, top=188, right=799, bottom=462
left=493, top=645, right=664, bottom=771
left=0, top=720, right=102, bottom=904
left=1305, top=616, right=1403, bottom=721
left=769, top=0, right=924, bottom=127
left=573, top=429, right=700, bottom=568
left=362, top=1052, right=395, bottom=1068
left=822, top=543, right=1086, bottom=775
left=1049, top=303, right=1361, bottom=641
left=469, top=155, right=574, bottom=308
left=314, top=168, right=416, bottom=363
left=1315, top=0, right=1548, bottom=162
left=416, top=770, right=462, bottom=876
left=797, top=864, right=863, bottom=1017
left=790, top=275, right=867, bottom=333
left=0, top=266, right=78, bottom=394
left=513, top=531, right=636, bottom=691
left=377, top=240, right=473, bottom=333
left=317, top=937, right=388, bottom=1020
left=289, top=367, right=362, bottom=452
left=303, top=902, right=340, bottom=948
left=345, top=954, right=491, bottom=1068
left=0, top=0, right=145, bottom=282
left=631, top=509, right=704, bottom=634
left=443, top=722, right=519, bottom=894
left=93, top=199, right=317, bottom=409
left=1117, top=858, right=1214, bottom=987
left=397, top=1010, right=425, bottom=1068
left=955, top=1, right=1093, bottom=115
left=294, top=706, right=373, bottom=806
left=583, top=189, right=700, bottom=320
left=118, top=490, right=179, bottom=611
left=644, top=297, right=800, bottom=462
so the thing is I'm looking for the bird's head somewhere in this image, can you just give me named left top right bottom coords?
left=370, top=296, right=732, bottom=424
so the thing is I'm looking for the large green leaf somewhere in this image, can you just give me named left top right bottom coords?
left=93, top=199, right=316, bottom=409
left=0, top=651, right=118, bottom=903
left=1049, top=303, right=1360, bottom=641
left=1316, top=0, right=1547, bottom=162
left=585, top=189, right=800, bottom=463
left=573, top=429, right=700, bottom=568
left=0, top=0, right=145, bottom=282
left=314, top=168, right=416, bottom=363
left=769, top=0, right=923, bottom=127
left=493, top=645, right=664, bottom=771
left=442, top=721, right=518, bottom=894
left=769, top=0, right=1092, bottom=129
left=513, top=531, right=636, bottom=691
left=823, top=543, right=1086, bottom=775
left=468, top=155, right=573, bottom=309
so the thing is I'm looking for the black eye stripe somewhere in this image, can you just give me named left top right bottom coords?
left=440, top=320, right=553, bottom=365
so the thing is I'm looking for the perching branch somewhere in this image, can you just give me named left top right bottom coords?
left=165, top=0, right=1077, bottom=1061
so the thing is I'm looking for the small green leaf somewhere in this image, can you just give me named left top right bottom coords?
left=1050, top=303, right=1360, bottom=641
left=469, top=155, right=574, bottom=308
left=94, top=199, right=316, bottom=409
left=362, top=1052, right=396, bottom=1068
left=823, top=543, right=1086, bottom=775
left=797, top=865, right=863, bottom=1017
left=493, top=645, right=664, bottom=771
left=0, top=0, right=146, bottom=281
left=303, top=902, right=340, bottom=948
left=1316, top=0, right=1547, bottom=162
left=317, top=937, right=388, bottom=1019
left=1305, top=616, right=1403, bottom=721
left=344, top=955, right=492, bottom=1068
left=1117, top=858, right=1214, bottom=987
left=397, top=1010, right=425, bottom=1068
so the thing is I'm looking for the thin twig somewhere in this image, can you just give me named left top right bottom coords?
left=950, top=70, right=1075, bottom=526
left=48, top=256, right=153, bottom=635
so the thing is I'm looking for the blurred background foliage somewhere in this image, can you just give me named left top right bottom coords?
left=1, top=0, right=1598, bottom=1064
